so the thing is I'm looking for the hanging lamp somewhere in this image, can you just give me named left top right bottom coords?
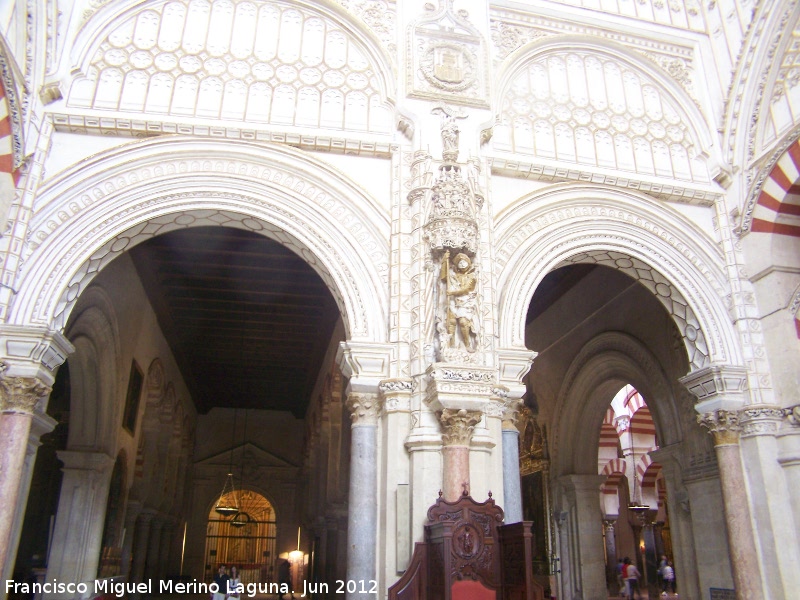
left=215, top=409, right=240, bottom=516
left=231, top=408, right=251, bottom=528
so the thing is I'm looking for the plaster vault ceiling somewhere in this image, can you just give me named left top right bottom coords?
left=129, top=226, right=340, bottom=417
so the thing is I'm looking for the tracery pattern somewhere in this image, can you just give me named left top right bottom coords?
left=557, top=250, right=710, bottom=369
left=496, top=51, right=706, bottom=183
left=763, top=13, right=800, bottom=150
left=69, top=0, right=392, bottom=133
left=537, top=0, right=706, bottom=32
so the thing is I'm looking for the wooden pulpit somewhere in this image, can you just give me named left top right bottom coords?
left=389, top=492, right=544, bottom=600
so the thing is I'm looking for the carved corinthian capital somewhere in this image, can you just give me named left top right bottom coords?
left=698, top=409, right=741, bottom=446
left=346, top=393, right=381, bottom=426
left=0, top=376, right=52, bottom=414
left=439, top=408, right=482, bottom=446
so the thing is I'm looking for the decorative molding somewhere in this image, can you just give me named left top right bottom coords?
left=739, top=405, right=784, bottom=437
left=346, top=392, right=381, bottom=426
left=680, top=365, right=749, bottom=412
left=785, top=405, right=800, bottom=426
left=379, top=378, right=413, bottom=413
left=490, top=157, right=720, bottom=205
left=439, top=407, right=482, bottom=446
left=424, top=364, right=496, bottom=413
left=0, top=325, right=73, bottom=386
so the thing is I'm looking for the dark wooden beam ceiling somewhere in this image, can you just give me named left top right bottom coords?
left=130, top=226, right=340, bottom=417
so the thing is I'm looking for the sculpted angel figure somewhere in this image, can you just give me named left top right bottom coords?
left=439, top=250, right=479, bottom=352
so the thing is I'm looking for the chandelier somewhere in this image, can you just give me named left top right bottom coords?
left=214, top=409, right=240, bottom=516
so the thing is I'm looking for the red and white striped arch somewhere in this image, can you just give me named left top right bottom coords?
left=601, top=459, right=627, bottom=495
left=752, top=139, right=800, bottom=237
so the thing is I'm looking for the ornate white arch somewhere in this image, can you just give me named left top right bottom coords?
left=10, top=137, right=390, bottom=342
left=495, top=184, right=742, bottom=369
left=493, top=35, right=718, bottom=182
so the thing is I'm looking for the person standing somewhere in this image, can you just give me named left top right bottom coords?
left=623, top=557, right=642, bottom=600
left=278, top=559, right=295, bottom=600
left=227, top=565, right=240, bottom=600
left=661, top=561, right=676, bottom=596
left=212, top=565, right=229, bottom=600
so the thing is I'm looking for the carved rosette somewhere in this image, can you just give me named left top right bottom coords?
left=379, top=378, right=413, bottom=414
left=0, top=376, right=52, bottom=414
left=346, top=393, right=381, bottom=427
left=739, top=406, right=785, bottom=437
left=698, top=410, right=741, bottom=446
left=439, top=408, right=482, bottom=447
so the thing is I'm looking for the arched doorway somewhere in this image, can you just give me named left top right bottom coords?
left=204, top=490, right=277, bottom=584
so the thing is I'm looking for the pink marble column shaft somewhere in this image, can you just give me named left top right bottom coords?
left=441, top=445, right=470, bottom=501
left=714, top=441, right=762, bottom=600
left=0, top=412, right=33, bottom=573
left=439, top=408, right=482, bottom=502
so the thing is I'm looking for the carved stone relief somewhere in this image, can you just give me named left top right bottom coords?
left=408, top=0, right=489, bottom=107
left=411, top=107, right=487, bottom=365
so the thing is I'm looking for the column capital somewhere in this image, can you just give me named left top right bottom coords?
left=697, top=409, right=741, bottom=446
left=439, top=408, right=482, bottom=446
left=346, top=392, right=381, bottom=426
left=0, top=325, right=73, bottom=386
left=679, top=365, right=748, bottom=414
left=0, top=375, right=51, bottom=414
left=498, top=393, right=523, bottom=432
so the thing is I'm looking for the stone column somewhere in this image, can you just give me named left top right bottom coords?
left=439, top=408, right=482, bottom=501
left=158, top=520, right=175, bottom=580
left=44, top=450, right=115, bottom=596
left=603, top=519, right=617, bottom=565
left=0, top=376, right=51, bottom=578
left=555, top=511, right=572, bottom=600
left=119, top=504, right=142, bottom=579
left=345, top=392, right=380, bottom=600
left=145, top=517, right=164, bottom=581
left=130, top=512, right=154, bottom=585
left=500, top=394, right=523, bottom=523
left=698, top=410, right=762, bottom=600
left=561, top=474, right=607, bottom=600
left=778, top=406, right=800, bottom=540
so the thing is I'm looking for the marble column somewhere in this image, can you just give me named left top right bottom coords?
left=500, top=395, right=523, bottom=523
left=439, top=408, right=482, bottom=501
left=130, top=512, right=154, bottom=585
left=698, top=410, right=762, bottom=600
left=44, top=450, right=115, bottom=597
left=0, top=376, right=51, bottom=579
left=2, top=408, right=57, bottom=586
left=345, top=392, right=380, bottom=600
left=603, top=519, right=617, bottom=565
